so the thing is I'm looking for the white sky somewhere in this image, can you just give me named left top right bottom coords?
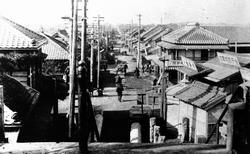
left=0, top=0, right=250, bottom=28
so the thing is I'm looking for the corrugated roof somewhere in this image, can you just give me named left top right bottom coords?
left=42, top=34, right=69, bottom=60
left=174, top=81, right=226, bottom=110
left=162, top=23, right=228, bottom=45
left=0, top=16, right=47, bottom=50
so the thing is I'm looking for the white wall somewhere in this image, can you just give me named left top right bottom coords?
left=176, top=101, right=208, bottom=143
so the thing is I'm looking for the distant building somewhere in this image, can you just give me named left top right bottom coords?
left=204, top=25, right=250, bottom=53
left=41, top=34, right=69, bottom=77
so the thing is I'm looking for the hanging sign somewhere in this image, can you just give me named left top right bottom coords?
left=240, top=68, right=250, bottom=81
left=181, top=56, right=197, bottom=71
left=217, top=52, right=240, bottom=67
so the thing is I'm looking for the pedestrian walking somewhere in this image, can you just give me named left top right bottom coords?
left=142, top=65, right=145, bottom=73
left=115, top=74, right=123, bottom=102
left=123, top=63, right=128, bottom=76
left=134, top=67, right=140, bottom=78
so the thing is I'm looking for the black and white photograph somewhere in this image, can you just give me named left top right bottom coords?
left=0, top=0, right=250, bottom=153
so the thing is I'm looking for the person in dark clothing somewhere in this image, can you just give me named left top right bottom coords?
left=134, top=67, right=140, bottom=78
left=115, top=74, right=123, bottom=102
left=153, top=78, right=158, bottom=86
left=116, top=83, right=124, bottom=102
left=123, top=64, right=128, bottom=76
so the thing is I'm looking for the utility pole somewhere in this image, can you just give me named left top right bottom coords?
left=159, top=55, right=169, bottom=122
left=106, top=32, right=109, bottom=53
left=68, top=0, right=78, bottom=138
left=137, top=14, right=141, bottom=69
left=90, top=23, right=95, bottom=84
left=94, top=15, right=104, bottom=93
left=129, top=20, right=133, bottom=54
left=80, top=0, right=87, bottom=61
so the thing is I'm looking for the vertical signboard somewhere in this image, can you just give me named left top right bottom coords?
left=240, top=68, right=250, bottom=81
left=217, top=52, right=240, bottom=67
left=181, top=56, right=197, bottom=71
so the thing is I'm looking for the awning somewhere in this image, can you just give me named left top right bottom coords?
left=203, top=63, right=239, bottom=82
left=174, top=81, right=227, bottom=110
left=144, top=54, right=164, bottom=67
left=158, top=41, right=229, bottom=50
left=175, top=66, right=198, bottom=76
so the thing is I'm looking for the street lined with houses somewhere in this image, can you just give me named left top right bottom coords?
left=1, top=0, right=250, bottom=153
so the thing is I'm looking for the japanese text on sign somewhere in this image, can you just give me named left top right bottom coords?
left=217, top=52, right=240, bottom=67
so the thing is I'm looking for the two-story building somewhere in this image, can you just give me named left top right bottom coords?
left=156, top=23, right=229, bottom=84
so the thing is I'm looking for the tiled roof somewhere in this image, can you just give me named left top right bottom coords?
left=162, top=23, right=228, bottom=45
left=143, top=28, right=172, bottom=43
left=42, top=34, right=69, bottom=60
left=0, top=16, right=47, bottom=50
left=166, top=83, right=188, bottom=96
left=204, top=25, right=250, bottom=43
left=51, top=29, right=69, bottom=45
left=158, top=41, right=229, bottom=50
left=151, top=29, right=172, bottom=42
left=174, top=81, right=226, bottom=110
left=131, top=28, right=145, bottom=37
left=141, top=25, right=170, bottom=40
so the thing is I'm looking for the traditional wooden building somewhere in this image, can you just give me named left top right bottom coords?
left=166, top=52, right=250, bottom=144
left=168, top=81, right=227, bottom=143
left=158, top=23, right=229, bottom=62
left=0, top=16, right=47, bottom=86
left=42, top=34, right=69, bottom=78
left=141, top=25, right=173, bottom=55
left=154, top=23, right=229, bottom=84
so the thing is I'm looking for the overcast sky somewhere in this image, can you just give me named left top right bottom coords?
left=0, top=0, right=250, bottom=28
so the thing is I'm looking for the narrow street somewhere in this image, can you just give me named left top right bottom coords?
left=1, top=0, right=250, bottom=153
left=90, top=53, right=154, bottom=142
